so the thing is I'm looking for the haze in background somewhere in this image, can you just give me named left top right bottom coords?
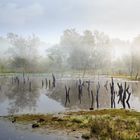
left=0, top=0, right=140, bottom=77
left=0, top=0, right=140, bottom=43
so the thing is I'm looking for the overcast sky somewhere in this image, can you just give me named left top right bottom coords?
left=0, top=0, right=140, bottom=43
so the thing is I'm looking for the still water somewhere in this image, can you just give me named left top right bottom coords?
left=0, top=74, right=140, bottom=140
left=0, top=119, right=79, bottom=140
left=0, top=74, right=140, bottom=116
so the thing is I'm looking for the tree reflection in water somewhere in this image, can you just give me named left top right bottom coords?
left=49, top=77, right=140, bottom=111
left=0, top=75, right=140, bottom=115
left=0, top=76, right=40, bottom=115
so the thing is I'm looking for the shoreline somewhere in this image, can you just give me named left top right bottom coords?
left=2, top=109, right=140, bottom=140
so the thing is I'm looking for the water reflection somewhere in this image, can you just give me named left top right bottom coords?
left=0, top=76, right=64, bottom=116
left=0, top=75, right=140, bottom=116
left=49, top=77, right=140, bottom=111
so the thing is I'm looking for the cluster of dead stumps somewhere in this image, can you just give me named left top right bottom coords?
left=110, top=77, right=131, bottom=109
left=65, top=77, right=131, bottom=110
left=2, top=73, right=132, bottom=110
left=41, top=73, right=56, bottom=89
left=8, top=73, right=56, bottom=92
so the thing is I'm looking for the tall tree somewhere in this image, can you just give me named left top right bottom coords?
left=7, top=33, right=40, bottom=72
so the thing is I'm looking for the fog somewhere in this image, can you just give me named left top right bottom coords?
left=0, top=30, right=139, bottom=78
left=0, top=1, right=140, bottom=140
left=0, top=0, right=140, bottom=76
left=1, top=0, right=140, bottom=41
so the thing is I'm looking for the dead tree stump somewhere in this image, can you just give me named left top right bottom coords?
left=96, top=82, right=100, bottom=109
left=86, top=80, right=90, bottom=98
left=122, top=82, right=127, bottom=109
left=110, top=77, right=115, bottom=108
left=29, top=81, right=31, bottom=92
left=126, top=85, right=131, bottom=109
left=117, top=83, right=123, bottom=104
left=78, top=79, right=83, bottom=104
left=90, top=90, right=94, bottom=110
left=52, top=74, right=56, bottom=88
left=45, top=78, right=48, bottom=89
left=65, top=85, right=70, bottom=106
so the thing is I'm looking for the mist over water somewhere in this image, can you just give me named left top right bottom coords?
left=0, top=74, right=140, bottom=117
left=0, top=0, right=140, bottom=139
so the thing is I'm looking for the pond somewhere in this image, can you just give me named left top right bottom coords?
left=0, top=74, right=140, bottom=116
left=0, top=74, right=140, bottom=140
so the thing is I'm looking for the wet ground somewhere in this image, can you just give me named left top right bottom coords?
left=0, top=118, right=80, bottom=140
left=0, top=73, right=140, bottom=139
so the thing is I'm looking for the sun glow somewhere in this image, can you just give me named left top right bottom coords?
left=112, top=47, right=125, bottom=61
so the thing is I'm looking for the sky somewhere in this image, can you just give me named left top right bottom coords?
left=0, top=0, right=140, bottom=43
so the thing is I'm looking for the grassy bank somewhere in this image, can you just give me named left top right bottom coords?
left=5, top=109, right=140, bottom=140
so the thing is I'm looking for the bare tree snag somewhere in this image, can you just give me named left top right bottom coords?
left=122, top=82, right=127, bottom=109
left=96, top=82, right=100, bottom=109
left=78, top=79, right=83, bottom=104
left=52, top=73, right=56, bottom=88
left=86, top=80, right=90, bottom=98
left=45, top=78, right=48, bottom=89
left=29, top=81, right=31, bottom=92
left=126, top=85, right=131, bottom=109
left=65, top=85, right=70, bottom=106
left=110, top=77, right=115, bottom=108
left=90, top=90, right=94, bottom=110
left=117, top=83, right=123, bottom=104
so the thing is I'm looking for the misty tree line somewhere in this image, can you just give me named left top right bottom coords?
left=0, top=29, right=140, bottom=77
